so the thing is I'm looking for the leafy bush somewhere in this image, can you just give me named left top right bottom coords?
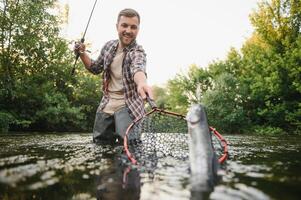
left=252, top=125, right=285, bottom=136
left=35, top=93, right=86, bottom=131
left=0, top=111, right=14, bottom=133
left=202, top=73, right=250, bottom=134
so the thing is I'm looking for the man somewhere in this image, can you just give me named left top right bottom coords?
left=74, top=8, right=153, bottom=144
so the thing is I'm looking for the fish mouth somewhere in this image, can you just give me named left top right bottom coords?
left=186, top=104, right=202, bottom=124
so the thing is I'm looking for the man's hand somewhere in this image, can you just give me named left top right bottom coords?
left=74, top=42, right=86, bottom=55
left=73, top=42, right=92, bottom=69
left=137, top=82, right=153, bottom=100
left=134, top=71, right=153, bottom=100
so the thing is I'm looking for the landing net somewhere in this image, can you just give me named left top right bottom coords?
left=123, top=105, right=228, bottom=166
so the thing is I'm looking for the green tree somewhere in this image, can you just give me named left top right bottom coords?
left=0, top=0, right=99, bottom=132
left=152, top=85, right=168, bottom=109
left=165, top=75, right=189, bottom=114
left=164, top=64, right=212, bottom=114
left=202, top=73, right=250, bottom=134
left=241, top=0, right=301, bottom=133
left=163, top=0, right=301, bottom=134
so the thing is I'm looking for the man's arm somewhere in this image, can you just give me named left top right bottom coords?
left=79, top=52, right=92, bottom=71
left=134, top=71, right=153, bottom=99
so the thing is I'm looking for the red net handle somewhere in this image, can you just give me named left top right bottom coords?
left=209, top=126, right=228, bottom=163
left=124, top=121, right=138, bottom=165
left=123, top=108, right=229, bottom=165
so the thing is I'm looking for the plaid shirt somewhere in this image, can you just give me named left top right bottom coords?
left=88, top=39, right=147, bottom=120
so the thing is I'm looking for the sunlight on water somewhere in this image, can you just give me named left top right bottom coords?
left=0, top=133, right=300, bottom=200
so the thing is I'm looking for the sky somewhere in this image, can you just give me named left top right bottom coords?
left=59, top=0, right=260, bottom=86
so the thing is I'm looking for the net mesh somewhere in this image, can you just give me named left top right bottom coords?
left=125, top=110, right=224, bottom=166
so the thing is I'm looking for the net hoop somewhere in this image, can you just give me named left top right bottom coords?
left=123, top=107, right=229, bottom=165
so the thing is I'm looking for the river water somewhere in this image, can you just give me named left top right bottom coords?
left=0, top=133, right=300, bottom=200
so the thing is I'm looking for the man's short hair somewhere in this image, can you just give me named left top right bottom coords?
left=117, top=8, right=140, bottom=24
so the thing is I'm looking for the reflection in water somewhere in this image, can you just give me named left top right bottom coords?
left=0, top=133, right=300, bottom=200
left=95, top=156, right=141, bottom=200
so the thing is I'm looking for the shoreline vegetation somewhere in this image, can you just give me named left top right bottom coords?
left=1, top=0, right=300, bottom=135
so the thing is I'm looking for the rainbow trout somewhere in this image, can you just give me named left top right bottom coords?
left=186, top=104, right=219, bottom=193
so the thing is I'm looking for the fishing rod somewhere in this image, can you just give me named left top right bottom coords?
left=71, top=0, right=98, bottom=75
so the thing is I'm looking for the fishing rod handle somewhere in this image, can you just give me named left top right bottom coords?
left=71, top=38, right=86, bottom=75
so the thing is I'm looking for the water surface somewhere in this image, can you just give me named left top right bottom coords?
left=0, top=133, right=300, bottom=200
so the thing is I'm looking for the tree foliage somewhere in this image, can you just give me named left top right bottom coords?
left=163, top=0, right=301, bottom=134
left=0, top=0, right=101, bottom=132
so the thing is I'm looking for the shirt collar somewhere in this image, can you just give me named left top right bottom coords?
left=114, top=39, right=137, bottom=52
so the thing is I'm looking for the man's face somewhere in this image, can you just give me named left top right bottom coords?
left=116, top=16, right=139, bottom=48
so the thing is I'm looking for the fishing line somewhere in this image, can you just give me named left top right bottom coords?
left=71, top=0, right=99, bottom=75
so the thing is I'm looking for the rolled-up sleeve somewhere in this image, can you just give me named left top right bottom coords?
left=88, top=48, right=105, bottom=75
left=129, top=47, right=147, bottom=79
